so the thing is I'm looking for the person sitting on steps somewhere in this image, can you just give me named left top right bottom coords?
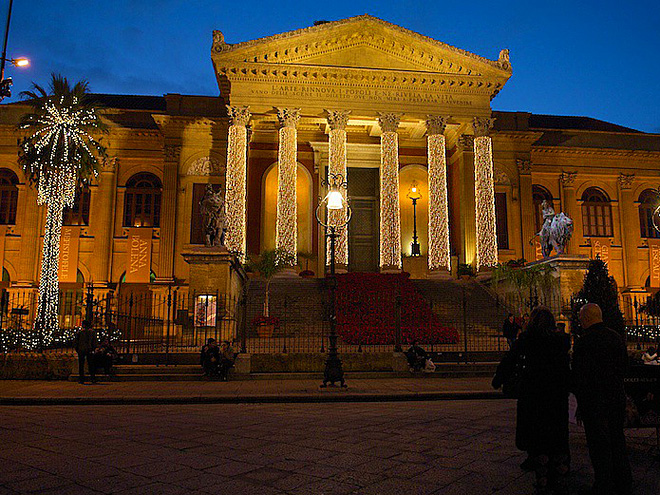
left=200, top=338, right=220, bottom=377
left=218, top=340, right=237, bottom=381
left=405, top=340, right=428, bottom=373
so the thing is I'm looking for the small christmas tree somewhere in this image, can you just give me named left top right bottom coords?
left=570, top=257, right=625, bottom=336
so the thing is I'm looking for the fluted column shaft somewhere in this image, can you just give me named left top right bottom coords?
left=473, top=118, right=498, bottom=270
left=92, top=160, right=117, bottom=284
left=560, top=172, right=579, bottom=255
left=378, top=113, right=403, bottom=270
left=326, top=110, right=350, bottom=267
left=157, top=144, right=180, bottom=283
left=426, top=116, right=450, bottom=272
left=276, top=108, right=301, bottom=263
left=225, top=106, right=251, bottom=262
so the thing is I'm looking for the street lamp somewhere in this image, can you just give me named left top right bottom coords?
left=407, top=181, right=422, bottom=256
left=0, top=0, right=29, bottom=100
left=315, top=172, right=351, bottom=387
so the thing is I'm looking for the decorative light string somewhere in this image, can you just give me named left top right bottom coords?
left=474, top=136, right=498, bottom=269
left=225, top=106, right=250, bottom=262
left=378, top=113, right=403, bottom=269
left=275, top=108, right=300, bottom=264
left=326, top=110, right=350, bottom=266
left=427, top=129, right=450, bottom=272
left=20, top=92, right=105, bottom=341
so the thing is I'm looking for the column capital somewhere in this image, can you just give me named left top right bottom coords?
left=164, top=144, right=181, bottom=162
left=560, top=171, right=577, bottom=187
left=227, top=105, right=251, bottom=127
left=425, top=115, right=449, bottom=136
left=277, top=108, right=301, bottom=129
left=457, top=134, right=474, bottom=151
left=101, top=157, right=118, bottom=173
left=472, top=117, right=495, bottom=137
left=377, top=112, right=402, bottom=133
left=516, top=158, right=532, bottom=175
left=325, top=109, right=351, bottom=131
left=618, top=172, right=635, bottom=190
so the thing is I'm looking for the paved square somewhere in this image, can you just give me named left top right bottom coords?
left=0, top=400, right=658, bottom=494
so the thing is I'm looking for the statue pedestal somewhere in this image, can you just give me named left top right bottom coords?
left=181, top=246, right=246, bottom=297
left=526, top=254, right=590, bottom=318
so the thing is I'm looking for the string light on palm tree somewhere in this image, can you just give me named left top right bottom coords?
left=316, top=172, right=351, bottom=388
left=407, top=180, right=422, bottom=256
left=18, top=74, right=107, bottom=346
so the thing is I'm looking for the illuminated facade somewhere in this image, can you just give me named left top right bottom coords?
left=0, top=15, right=659, bottom=304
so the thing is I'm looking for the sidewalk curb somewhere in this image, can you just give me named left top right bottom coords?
left=0, top=391, right=506, bottom=406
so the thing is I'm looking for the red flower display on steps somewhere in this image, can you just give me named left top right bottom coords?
left=335, top=272, right=460, bottom=345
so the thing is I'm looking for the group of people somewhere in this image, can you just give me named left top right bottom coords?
left=74, top=319, right=119, bottom=384
left=493, top=303, right=632, bottom=495
left=642, top=346, right=659, bottom=365
left=200, top=338, right=236, bottom=380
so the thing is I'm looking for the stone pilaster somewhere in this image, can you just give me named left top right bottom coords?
left=456, top=135, right=476, bottom=265
left=276, top=108, right=301, bottom=263
left=472, top=117, right=498, bottom=270
left=617, top=173, right=641, bottom=289
left=17, top=184, right=41, bottom=285
left=517, top=158, right=536, bottom=262
left=225, top=106, right=251, bottom=262
left=155, top=144, right=180, bottom=284
left=378, top=112, right=403, bottom=271
left=426, top=116, right=451, bottom=273
left=325, top=110, right=351, bottom=269
left=91, top=158, right=118, bottom=284
left=560, top=171, right=580, bottom=255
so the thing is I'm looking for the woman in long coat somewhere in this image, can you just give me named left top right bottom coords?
left=493, top=306, right=571, bottom=494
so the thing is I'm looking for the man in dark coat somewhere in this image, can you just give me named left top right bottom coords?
left=573, top=303, right=632, bottom=495
left=74, top=320, right=97, bottom=384
left=200, top=338, right=220, bottom=377
left=502, top=313, right=521, bottom=348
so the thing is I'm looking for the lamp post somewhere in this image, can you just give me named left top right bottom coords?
left=0, top=0, right=29, bottom=100
left=407, top=181, right=422, bottom=256
left=316, top=172, right=351, bottom=387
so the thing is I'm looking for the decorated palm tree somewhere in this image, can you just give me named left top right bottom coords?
left=18, top=74, right=107, bottom=345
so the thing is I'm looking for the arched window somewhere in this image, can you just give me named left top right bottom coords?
left=532, top=185, right=554, bottom=233
left=638, top=189, right=660, bottom=239
left=123, top=173, right=162, bottom=227
left=63, top=187, right=91, bottom=226
left=0, top=168, right=19, bottom=225
left=581, top=187, right=613, bottom=237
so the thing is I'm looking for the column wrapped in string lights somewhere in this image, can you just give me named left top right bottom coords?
left=276, top=108, right=301, bottom=263
left=426, top=116, right=451, bottom=272
left=473, top=117, right=498, bottom=270
left=325, top=109, right=351, bottom=267
left=378, top=112, right=403, bottom=270
left=225, top=105, right=251, bottom=261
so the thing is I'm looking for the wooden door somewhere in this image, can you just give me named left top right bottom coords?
left=348, top=168, right=379, bottom=272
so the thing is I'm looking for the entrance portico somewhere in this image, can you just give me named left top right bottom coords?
left=212, top=15, right=511, bottom=275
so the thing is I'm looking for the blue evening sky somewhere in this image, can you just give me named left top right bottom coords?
left=4, top=0, right=659, bottom=132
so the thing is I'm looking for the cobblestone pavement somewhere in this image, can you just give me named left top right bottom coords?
left=0, top=401, right=658, bottom=495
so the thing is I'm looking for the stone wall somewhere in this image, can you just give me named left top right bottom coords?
left=0, top=353, right=76, bottom=380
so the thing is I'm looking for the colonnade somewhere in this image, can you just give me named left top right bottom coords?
left=224, top=106, right=498, bottom=272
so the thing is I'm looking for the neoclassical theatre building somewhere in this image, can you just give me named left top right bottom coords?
left=1, top=15, right=660, bottom=305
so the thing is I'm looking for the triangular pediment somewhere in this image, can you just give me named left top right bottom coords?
left=212, top=15, right=512, bottom=78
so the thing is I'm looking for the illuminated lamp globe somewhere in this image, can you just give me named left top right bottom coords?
left=327, top=189, right=344, bottom=210
left=12, top=58, right=29, bottom=67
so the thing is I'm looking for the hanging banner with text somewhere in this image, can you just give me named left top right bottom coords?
left=58, top=226, right=81, bottom=283
left=649, top=239, right=660, bottom=288
left=125, top=228, right=152, bottom=283
left=591, top=238, right=611, bottom=265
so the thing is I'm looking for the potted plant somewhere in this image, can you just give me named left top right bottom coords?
left=248, top=248, right=296, bottom=337
left=298, top=251, right=316, bottom=278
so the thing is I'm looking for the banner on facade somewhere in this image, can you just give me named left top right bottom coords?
left=125, top=228, right=152, bottom=283
left=649, top=239, right=660, bottom=288
left=591, top=238, right=611, bottom=265
left=58, top=226, right=81, bottom=283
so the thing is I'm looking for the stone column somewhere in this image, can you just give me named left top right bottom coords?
left=426, top=116, right=451, bottom=274
left=560, top=172, right=579, bottom=255
left=456, top=135, right=476, bottom=265
left=155, top=144, right=180, bottom=284
left=517, top=159, right=536, bottom=261
left=17, top=184, right=41, bottom=285
left=378, top=112, right=403, bottom=271
left=618, top=173, right=641, bottom=289
left=276, top=108, right=301, bottom=263
left=325, top=109, right=351, bottom=269
left=91, top=159, right=118, bottom=284
left=225, top=106, right=251, bottom=262
left=473, top=117, right=498, bottom=270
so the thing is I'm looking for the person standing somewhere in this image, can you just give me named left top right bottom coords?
left=493, top=307, right=571, bottom=494
left=74, top=320, right=97, bottom=384
left=502, top=313, right=521, bottom=348
left=573, top=303, right=632, bottom=495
